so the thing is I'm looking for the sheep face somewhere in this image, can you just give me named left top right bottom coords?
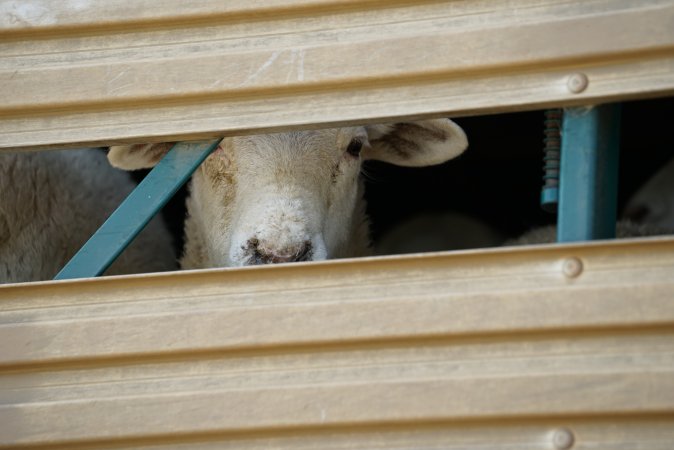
left=108, top=119, right=468, bottom=267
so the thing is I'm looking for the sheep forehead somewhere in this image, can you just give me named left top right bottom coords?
left=232, top=127, right=364, bottom=166
left=215, top=128, right=364, bottom=197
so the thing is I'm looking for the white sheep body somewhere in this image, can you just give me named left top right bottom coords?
left=0, top=149, right=177, bottom=283
left=624, top=157, right=674, bottom=229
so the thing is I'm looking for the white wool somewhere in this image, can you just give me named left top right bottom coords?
left=0, top=149, right=177, bottom=283
left=624, top=157, right=674, bottom=230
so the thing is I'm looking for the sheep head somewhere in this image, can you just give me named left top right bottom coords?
left=108, top=119, right=468, bottom=267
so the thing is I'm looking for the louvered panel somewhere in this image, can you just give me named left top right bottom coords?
left=1, top=238, right=673, bottom=448
left=1, top=0, right=673, bottom=150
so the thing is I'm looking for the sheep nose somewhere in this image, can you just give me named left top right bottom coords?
left=247, top=239, right=312, bottom=264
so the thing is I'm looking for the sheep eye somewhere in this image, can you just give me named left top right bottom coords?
left=346, top=139, right=363, bottom=157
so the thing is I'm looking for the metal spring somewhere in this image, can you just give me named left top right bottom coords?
left=541, top=108, right=562, bottom=212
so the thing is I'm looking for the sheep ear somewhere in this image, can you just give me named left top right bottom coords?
left=108, top=143, right=176, bottom=170
left=363, top=119, right=468, bottom=167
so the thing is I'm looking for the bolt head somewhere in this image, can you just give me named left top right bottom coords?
left=567, top=73, right=589, bottom=93
left=552, top=428, right=575, bottom=449
left=562, top=257, right=583, bottom=278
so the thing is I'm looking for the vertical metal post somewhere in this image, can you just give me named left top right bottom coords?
left=55, top=139, right=220, bottom=280
left=557, top=104, right=621, bottom=242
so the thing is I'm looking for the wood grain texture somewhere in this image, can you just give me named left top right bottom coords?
left=1, top=237, right=673, bottom=448
left=1, top=0, right=674, bottom=150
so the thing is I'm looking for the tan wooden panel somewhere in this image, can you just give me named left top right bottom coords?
left=13, top=420, right=672, bottom=450
left=1, top=0, right=674, bottom=150
left=0, top=0, right=375, bottom=32
left=0, top=237, right=673, bottom=448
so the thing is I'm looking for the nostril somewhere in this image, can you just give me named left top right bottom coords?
left=246, top=240, right=313, bottom=264
left=294, top=241, right=312, bottom=262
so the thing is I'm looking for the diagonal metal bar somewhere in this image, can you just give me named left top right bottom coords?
left=55, top=139, right=221, bottom=280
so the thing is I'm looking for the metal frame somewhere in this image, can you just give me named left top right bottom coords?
left=557, top=104, right=622, bottom=242
left=54, top=140, right=220, bottom=280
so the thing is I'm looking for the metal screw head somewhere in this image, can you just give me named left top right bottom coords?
left=567, top=73, right=589, bottom=93
left=562, top=257, right=583, bottom=278
left=552, top=428, right=575, bottom=449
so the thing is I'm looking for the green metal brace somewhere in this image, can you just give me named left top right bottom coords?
left=557, top=104, right=622, bottom=242
left=54, top=139, right=221, bottom=280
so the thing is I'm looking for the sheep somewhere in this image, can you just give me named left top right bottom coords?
left=108, top=119, right=468, bottom=268
left=508, top=158, right=674, bottom=246
left=376, top=212, right=503, bottom=255
left=0, top=149, right=177, bottom=283
left=623, top=156, right=674, bottom=230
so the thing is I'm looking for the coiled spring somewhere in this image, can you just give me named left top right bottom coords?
left=541, top=108, right=562, bottom=213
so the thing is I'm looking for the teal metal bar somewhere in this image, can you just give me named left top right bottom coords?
left=55, top=139, right=221, bottom=280
left=557, top=104, right=621, bottom=242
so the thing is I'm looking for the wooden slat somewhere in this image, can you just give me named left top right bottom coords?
left=1, top=0, right=674, bottom=150
left=0, top=0, right=378, bottom=32
left=1, top=238, right=673, bottom=448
